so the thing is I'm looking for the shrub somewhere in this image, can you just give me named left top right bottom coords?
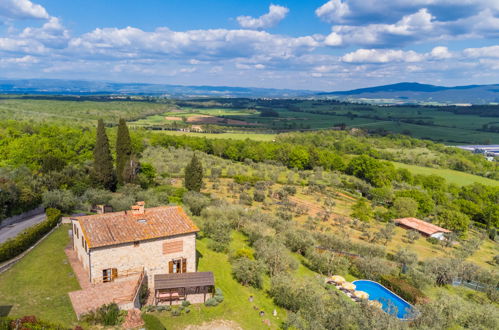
left=253, top=190, right=266, bottom=202
left=0, top=316, right=68, bottom=330
left=380, top=275, right=428, bottom=304
left=283, top=185, right=297, bottom=195
left=239, top=192, right=253, bottom=206
left=427, top=237, right=439, bottom=245
left=233, top=175, right=262, bottom=185
left=82, top=303, right=123, bottom=326
left=232, top=257, right=264, bottom=288
left=204, top=297, right=219, bottom=307
left=214, top=288, right=224, bottom=303
left=232, top=248, right=254, bottom=260
left=182, top=191, right=210, bottom=216
left=42, top=189, right=80, bottom=213
left=142, top=314, right=166, bottom=330
left=145, top=305, right=156, bottom=312
left=171, top=308, right=181, bottom=316
left=351, top=257, right=395, bottom=280
left=254, top=237, right=298, bottom=276
left=203, top=218, right=232, bottom=252
left=269, top=274, right=301, bottom=312
left=305, top=249, right=350, bottom=276
left=0, top=208, right=61, bottom=263
left=181, top=300, right=191, bottom=307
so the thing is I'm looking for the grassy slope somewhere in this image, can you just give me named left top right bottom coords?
left=0, top=225, right=80, bottom=326
left=0, top=98, right=171, bottom=124
left=392, top=161, right=499, bottom=187
left=155, top=232, right=287, bottom=329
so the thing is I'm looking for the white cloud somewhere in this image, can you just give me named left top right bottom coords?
left=341, top=49, right=425, bottom=63
left=463, top=45, right=499, bottom=58
left=20, top=17, right=70, bottom=48
left=0, top=37, right=46, bottom=53
left=0, top=55, right=38, bottom=64
left=430, top=46, right=452, bottom=59
left=69, top=26, right=319, bottom=61
left=325, top=9, right=436, bottom=47
left=0, top=0, right=49, bottom=20
left=318, top=1, right=499, bottom=47
left=237, top=4, right=289, bottom=29
left=315, top=0, right=350, bottom=24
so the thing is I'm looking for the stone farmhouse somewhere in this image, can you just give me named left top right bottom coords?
left=67, top=202, right=214, bottom=318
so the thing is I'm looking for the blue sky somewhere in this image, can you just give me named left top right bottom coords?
left=1, top=0, right=499, bottom=91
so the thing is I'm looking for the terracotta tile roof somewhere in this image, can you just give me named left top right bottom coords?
left=394, top=217, right=451, bottom=236
left=72, top=206, right=199, bottom=248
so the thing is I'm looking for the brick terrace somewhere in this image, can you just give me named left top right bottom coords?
left=65, top=245, right=140, bottom=318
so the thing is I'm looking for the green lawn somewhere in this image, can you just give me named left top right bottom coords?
left=0, top=225, right=80, bottom=327
left=154, top=232, right=287, bottom=329
left=154, top=130, right=277, bottom=141
left=392, top=161, right=499, bottom=187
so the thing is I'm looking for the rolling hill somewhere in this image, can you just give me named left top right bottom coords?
left=319, top=82, right=499, bottom=104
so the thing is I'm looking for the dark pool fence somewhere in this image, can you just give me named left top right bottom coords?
left=452, top=278, right=498, bottom=292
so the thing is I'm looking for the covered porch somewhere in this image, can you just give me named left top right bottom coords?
left=153, top=272, right=214, bottom=305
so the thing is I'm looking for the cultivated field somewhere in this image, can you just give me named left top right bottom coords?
left=392, top=162, right=499, bottom=187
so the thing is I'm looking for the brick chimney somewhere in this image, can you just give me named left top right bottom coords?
left=131, top=201, right=145, bottom=215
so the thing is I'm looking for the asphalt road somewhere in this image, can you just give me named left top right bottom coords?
left=0, top=213, right=46, bottom=244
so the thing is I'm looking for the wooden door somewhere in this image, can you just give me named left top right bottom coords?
left=169, top=260, right=173, bottom=273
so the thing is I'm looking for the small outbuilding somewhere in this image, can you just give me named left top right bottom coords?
left=394, top=217, right=451, bottom=240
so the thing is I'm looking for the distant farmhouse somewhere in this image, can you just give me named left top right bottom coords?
left=394, top=217, right=451, bottom=240
left=67, top=202, right=214, bottom=318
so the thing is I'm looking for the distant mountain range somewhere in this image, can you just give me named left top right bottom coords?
left=319, top=82, right=499, bottom=104
left=0, top=79, right=315, bottom=98
left=1, top=79, right=499, bottom=104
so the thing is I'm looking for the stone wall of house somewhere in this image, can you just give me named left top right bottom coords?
left=71, top=219, right=90, bottom=273
left=89, top=233, right=197, bottom=288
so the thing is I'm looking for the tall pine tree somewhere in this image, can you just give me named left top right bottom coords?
left=93, top=119, right=115, bottom=190
left=116, top=118, right=132, bottom=186
left=184, top=153, right=203, bottom=192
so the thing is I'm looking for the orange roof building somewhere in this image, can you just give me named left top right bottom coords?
left=394, top=217, right=451, bottom=239
left=75, top=205, right=199, bottom=248
left=70, top=202, right=200, bottom=288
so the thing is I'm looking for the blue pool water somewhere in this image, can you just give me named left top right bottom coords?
left=353, top=280, right=415, bottom=319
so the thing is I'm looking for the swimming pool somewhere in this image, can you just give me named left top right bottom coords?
left=353, top=280, right=415, bottom=319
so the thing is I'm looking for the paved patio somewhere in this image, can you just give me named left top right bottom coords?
left=65, top=244, right=142, bottom=318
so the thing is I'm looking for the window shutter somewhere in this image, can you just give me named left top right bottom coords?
left=182, top=258, right=187, bottom=273
left=169, top=261, right=173, bottom=273
left=112, top=268, right=118, bottom=280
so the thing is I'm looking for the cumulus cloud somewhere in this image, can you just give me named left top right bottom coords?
left=237, top=4, right=289, bottom=29
left=463, top=45, right=499, bottom=58
left=325, top=9, right=436, bottom=47
left=341, top=49, right=425, bottom=63
left=20, top=17, right=70, bottom=48
left=318, top=1, right=499, bottom=47
left=430, top=46, right=452, bottom=59
left=69, top=26, right=319, bottom=61
left=315, top=0, right=350, bottom=24
left=0, top=0, right=49, bottom=20
left=316, top=0, right=499, bottom=25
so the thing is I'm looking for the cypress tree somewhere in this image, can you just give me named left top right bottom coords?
left=184, top=153, right=203, bottom=192
left=93, top=119, right=115, bottom=190
left=116, top=118, right=132, bottom=185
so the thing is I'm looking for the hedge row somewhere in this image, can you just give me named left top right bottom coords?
left=0, top=208, right=61, bottom=263
left=380, top=275, right=428, bottom=304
